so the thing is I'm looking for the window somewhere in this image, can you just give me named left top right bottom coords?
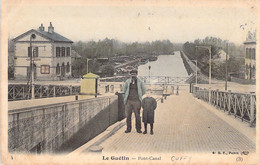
left=56, top=64, right=60, bottom=75
left=252, top=48, right=255, bottom=60
left=41, top=65, right=50, bottom=74
left=61, top=63, right=65, bottom=76
left=246, top=48, right=249, bottom=58
left=33, top=47, right=39, bottom=57
left=62, top=47, right=65, bottom=57
left=56, top=47, right=60, bottom=57
left=66, top=47, right=70, bottom=56
left=249, top=48, right=252, bottom=59
left=28, top=47, right=39, bottom=57
left=66, top=62, right=70, bottom=73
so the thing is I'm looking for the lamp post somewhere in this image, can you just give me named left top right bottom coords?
left=29, top=34, right=36, bottom=99
left=225, top=43, right=229, bottom=91
left=86, top=58, right=92, bottom=74
left=148, top=65, right=151, bottom=83
left=191, top=60, right=198, bottom=84
left=196, top=45, right=212, bottom=103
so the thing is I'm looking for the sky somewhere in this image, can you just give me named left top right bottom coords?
left=5, top=1, right=257, bottom=44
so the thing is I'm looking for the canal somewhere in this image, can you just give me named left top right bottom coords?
left=138, top=51, right=189, bottom=77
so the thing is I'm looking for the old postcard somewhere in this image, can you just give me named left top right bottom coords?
left=1, top=0, right=259, bottom=164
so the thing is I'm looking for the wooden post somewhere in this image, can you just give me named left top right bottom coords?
left=120, top=84, right=123, bottom=92
left=110, top=85, right=114, bottom=93
left=208, top=87, right=211, bottom=104
left=70, top=85, right=73, bottom=95
left=216, top=89, right=219, bottom=108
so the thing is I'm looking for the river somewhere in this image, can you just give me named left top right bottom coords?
left=138, top=51, right=189, bottom=77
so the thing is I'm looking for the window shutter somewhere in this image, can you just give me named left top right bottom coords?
left=36, top=47, right=39, bottom=57
left=33, top=47, right=39, bottom=57
left=28, top=47, right=32, bottom=57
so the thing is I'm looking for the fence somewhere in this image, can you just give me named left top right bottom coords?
left=8, top=84, right=80, bottom=101
left=192, top=85, right=256, bottom=127
left=100, top=76, right=190, bottom=84
left=100, top=76, right=129, bottom=82
left=139, top=76, right=189, bottom=84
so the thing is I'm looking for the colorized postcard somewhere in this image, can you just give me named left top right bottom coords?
left=1, top=0, right=259, bottom=164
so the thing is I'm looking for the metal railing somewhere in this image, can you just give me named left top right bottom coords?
left=8, top=84, right=80, bottom=101
left=100, top=76, right=129, bottom=82
left=192, top=86, right=256, bottom=127
left=139, top=76, right=190, bottom=84
left=100, top=76, right=190, bottom=84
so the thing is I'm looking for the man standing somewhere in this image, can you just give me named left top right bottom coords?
left=122, top=69, right=146, bottom=133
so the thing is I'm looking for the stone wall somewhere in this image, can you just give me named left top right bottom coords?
left=8, top=95, right=118, bottom=153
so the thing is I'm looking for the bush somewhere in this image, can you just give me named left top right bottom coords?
left=100, top=65, right=114, bottom=77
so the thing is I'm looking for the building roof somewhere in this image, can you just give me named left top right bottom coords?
left=82, top=72, right=100, bottom=78
left=12, top=29, right=73, bottom=43
left=71, top=50, right=82, bottom=58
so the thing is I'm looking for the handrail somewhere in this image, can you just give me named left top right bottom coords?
left=192, top=85, right=256, bottom=127
left=8, top=84, right=80, bottom=101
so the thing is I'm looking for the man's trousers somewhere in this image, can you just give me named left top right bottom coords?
left=125, top=100, right=141, bottom=131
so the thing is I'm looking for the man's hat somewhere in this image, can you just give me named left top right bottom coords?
left=130, top=69, right=138, bottom=75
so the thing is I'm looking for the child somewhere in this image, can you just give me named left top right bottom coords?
left=141, top=89, right=157, bottom=135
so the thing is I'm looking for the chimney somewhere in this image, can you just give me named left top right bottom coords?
left=39, top=24, right=45, bottom=31
left=48, top=22, right=54, bottom=33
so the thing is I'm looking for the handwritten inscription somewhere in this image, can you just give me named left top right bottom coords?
left=171, top=156, right=192, bottom=162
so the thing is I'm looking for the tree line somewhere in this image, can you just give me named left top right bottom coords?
left=182, top=36, right=245, bottom=80
left=72, top=38, right=183, bottom=58
left=72, top=38, right=183, bottom=77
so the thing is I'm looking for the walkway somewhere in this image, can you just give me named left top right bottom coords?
left=75, top=88, right=255, bottom=154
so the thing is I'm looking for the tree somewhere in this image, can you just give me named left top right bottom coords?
left=100, top=65, right=115, bottom=77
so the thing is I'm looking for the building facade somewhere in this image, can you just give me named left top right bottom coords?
left=12, top=22, right=73, bottom=80
left=244, top=41, right=256, bottom=80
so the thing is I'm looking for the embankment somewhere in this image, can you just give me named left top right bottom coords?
left=180, top=51, right=193, bottom=75
left=8, top=95, right=121, bottom=153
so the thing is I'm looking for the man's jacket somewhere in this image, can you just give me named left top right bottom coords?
left=122, top=77, right=146, bottom=104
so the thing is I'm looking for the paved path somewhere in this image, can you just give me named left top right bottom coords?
left=94, top=89, right=255, bottom=153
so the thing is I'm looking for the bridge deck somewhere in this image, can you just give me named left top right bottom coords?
left=76, top=88, right=255, bottom=154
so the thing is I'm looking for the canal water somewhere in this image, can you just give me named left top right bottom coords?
left=138, top=51, right=189, bottom=77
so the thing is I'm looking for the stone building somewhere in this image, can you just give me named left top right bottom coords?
left=244, top=32, right=256, bottom=80
left=12, top=22, right=73, bottom=80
